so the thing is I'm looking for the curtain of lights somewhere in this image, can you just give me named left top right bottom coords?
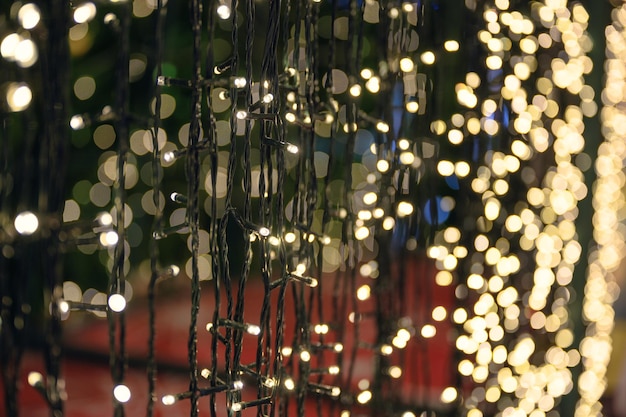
left=1, top=1, right=624, bottom=417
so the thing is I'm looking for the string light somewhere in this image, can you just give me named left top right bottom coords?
left=2, top=1, right=619, bottom=416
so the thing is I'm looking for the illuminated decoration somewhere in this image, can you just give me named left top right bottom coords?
left=0, top=1, right=623, bottom=417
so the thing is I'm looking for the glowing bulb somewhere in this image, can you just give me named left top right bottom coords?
left=1, top=33, right=21, bottom=60
left=365, top=77, right=380, bottom=93
left=363, top=192, right=377, bottom=205
left=74, top=2, right=97, bottom=24
left=163, top=151, right=175, bottom=162
left=6, top=83, right=33, bottom=112
left=357, top=390, right=372, bottom=404
left=15, top=38, right=37, bottom=68
left=232, top=380, right=244, bottom=390
left=217, top=4, right=231, bottom=19
left=300, top=350, right=311, bottom=362
left=420, top=51, right=436, bottom=65
left=100, top=231, right=119, bottom=247
left=162, top=395, right=176, bottom=405
left=421, top=324, right=436, bottom=338
left=389, top=366, right=402, bottom=378
left=349, top=84, right=362, bottom=97
left=262, top=93, right=274, bottom=103
left=377, top=160, right=390, bottom=172
left=397, top=202, right=414, bottom=217
left=334, top=343, right=344, bottom=352
left=282, top=346, right=293, bottom=356
left=285, top=112, right=296, bottom=123
left=360, top=68, right=373, bottom=79
left=400, top=152, right=415, bottom=165
left=113, top=384, right=131, bottom=403
left=236, top=110, right=247, bottom=120
left=376, top=121, right=389, bottom=133
left=383, top=217, right=395, bottom=230
left=98, top=212, right=113, bottom=226
left=246, top=324, right=261, bottom=335
left=399, top=57, right=414, bottom=72
left=406, top=101, right=419, bottom=113
left=233, top=77, right=247, bottom=88
left=284, top=377, right=295, bottom=390
left=440, top=387, right=458, bottom=403
left=380, top=344, right=393, bottom=355
left=356, top=285, right=371, bottom=300
left=258, top=227, right=270, bottom=237
left=28, top=372, right=43, bottom=387
left=14, top=211, right=38, bottom=235
left=329, top=365, right=340, bottom=375
left=314, top=323, right=329, bottom=334
left=286, top=143, right=299, bottom=154
left=444, top=40, right=460, bottom=52
left=108, top=294, right=126, bottom=312
left=231, top=403, right=242, bottom=412
left=59, top=300, right=70, bottom=314
left=18, top=4, right=41, bottom=29
left=70, top=115, right=86, bottom=130
left=355, top=226, right=370, bottom=240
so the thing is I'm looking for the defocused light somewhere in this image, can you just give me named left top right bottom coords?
left=108, top=294, right=126, bottom=312
left=18, top=4, right=41, bottom=29
left=6, top=83, right=33, bottom=112
left=14, top=211, right=38, bottom=235
left=113, top=384, right=131, bottom=403
left=74, top=2, right=97, bottom=24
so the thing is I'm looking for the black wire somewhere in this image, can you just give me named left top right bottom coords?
left=147, top=0, right=167, bottom=415
left=186, top=0, right=204, bottom=415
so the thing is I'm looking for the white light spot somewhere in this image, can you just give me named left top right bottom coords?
left=18, top=4, right=41, bottom=29
left=74, top=2, right=97, bottom=24
left=14, top=211, right=38, bottom=235
left=100, top=231, right=119, bottom=247
left=113, top=384, right=131, bottom=403
left=108, top=294, right=126, bottom=312
left=217, top=4, right=231, bottom=19
left=7, top=83, right=33, bottom=112
left=162, top=395, right=176, bottom=405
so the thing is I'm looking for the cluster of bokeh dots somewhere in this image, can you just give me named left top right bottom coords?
left=423, top=2, right=620, bottom=417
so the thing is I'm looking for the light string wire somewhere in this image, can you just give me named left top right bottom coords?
left=109, top=1, right=132, bottom=416
left=187, top=0, right=204, bottom=415
left=147, top=0, right=167, bottom=415
left=229, top=0, right=255, bottom=408
left=40, top=0, right=71, bottom=415
left=204, top=1, right=221, bottom=417
left=257, top=0, right=283, bottom=413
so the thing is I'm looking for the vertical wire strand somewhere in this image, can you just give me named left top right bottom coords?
left=109, top=2, right=131, bottom=416
left=147, top=0, right=166, bottom=415
left=187, top=0, right=204, bottom=416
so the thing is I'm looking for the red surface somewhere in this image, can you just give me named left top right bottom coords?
left=2, top=257, right=456, bottom=416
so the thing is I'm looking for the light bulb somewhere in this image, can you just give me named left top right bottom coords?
left=108, top=294, right=126, bottom=312
left=113, top=384, right=131, bottom=403
left=14, top=211, right=38, bottom=235
left=162, top=395, right=176, bottom=405
left=246, top=324, right=261, bottom=335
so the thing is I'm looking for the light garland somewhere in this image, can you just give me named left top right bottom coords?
left=0, top=1, right=622, bottom=417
